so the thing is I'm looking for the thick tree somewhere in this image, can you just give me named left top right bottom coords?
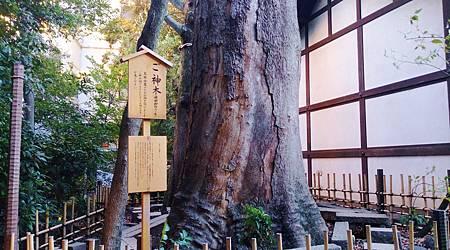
left=166, top=0, right=326, bottom=249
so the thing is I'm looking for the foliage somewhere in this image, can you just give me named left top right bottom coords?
left=386, top=9, right=449, bottom=74
left=159, top=223, right=193, bottom=250
left=241, top=204, right=275, bottom=249
left=399, top=208, right=428, bottom=229
left=0, top=0, right=116, bottom=239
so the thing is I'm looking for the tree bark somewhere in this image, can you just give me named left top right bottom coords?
left=167, top=0, right=326, bottom=249
left=24, top=84, right=35, bottom=133
left=101, top=1, right=168, bottom=249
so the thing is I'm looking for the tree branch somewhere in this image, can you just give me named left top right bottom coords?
left=165, top=15, right=185, bottom=36
left=170, top=0, right=184, bottom=10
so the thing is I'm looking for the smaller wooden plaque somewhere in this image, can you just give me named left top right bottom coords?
left=128, top=136, right=167, bottom=193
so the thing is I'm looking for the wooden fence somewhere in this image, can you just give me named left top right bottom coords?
left=13, top=220, right=442, bottom=250
left=309, top=169, right=450, bottom=219
left=15, top=185, right=111, bottom=249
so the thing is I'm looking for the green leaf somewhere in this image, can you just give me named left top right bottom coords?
left=431, top=39, right=443, bottom=44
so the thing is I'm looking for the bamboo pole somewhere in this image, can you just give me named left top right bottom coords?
left=432, top=176, right=436, bottom=209
left=409, top=221, right=414, bottom=250
left=400, top=174, right=405, bottom=207
left=27, top=233, right=35, bottom=250
left=432, top=221, right=439, bottom=250
left=343, top=174, right=347, bottom=202
left=251, top=238, right=257, bottom=250
left=9, top=233, right=15, bottom=250
left=45, top=210, right=49, bottom=247
left=277, top=233, right=283, bottom=250
left=62, top=240, right=68, bottom=250
left=35, top=210, right=39, bottom=250
left=392, top=225, right=400, bottom=250
left=87, top=239, right=95, bottom=250
left=358, top=174, right=363, bottom=204
left=99, top=245, right=105, bottom=250
left=366, top=225, right=372, bottom=250
left=348, top=173, right=353, bottom=207
left=333, top=173, right=337, bottom=200
left=408, top=176, right=413, bottom=209
left=347, top=230, right=353, bottom=250
left=324, top=230, right=329, bottom=250
left=173, top=243, right=179, bottom=250
left=63, top=202, right=67, bottom=239
left=327, top=173, right=331, bottom=200
left=202, top=243, right=209, bottom=250
left=226, top=237, right=232, bottom=250
left=305, top=234, right=311, bottom=250
left=87, top=197, right=90, bottom=235
left=48, top=236, right=54, bottom=250
left=71, top=198, right=75, bottom=235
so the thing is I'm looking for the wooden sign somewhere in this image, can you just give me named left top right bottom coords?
left=128, top=136, right=167, bottom=193
left=121, top=45, right=173, bottom=119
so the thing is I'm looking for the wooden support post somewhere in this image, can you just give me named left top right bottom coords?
left=99, top=245, right=105, bottom=250
left=173, top=243, right=179, bottom=250
left=35, top=210, right=39, bottom=250
left=346, top=230, right=353, bottom=250
left=366, top=225, right=372, bottom=250
left=141, top=120, right=152, bottom=250
left=45, top=210, right=49, bottom=248
left=71, top=198, right=75, bottom=235
left=276, top=233, right=283, bottom=250
left=87, top=239, right=95, bottom=250
left=433, top=221, right=439, bottom=250
left=226, top=237, right=232, bottom=250
left=251, top=238, right=257, bottom=250
left=376, top=169, right=385, bottom=212
left=202, top=243, right=209, bottom=250
left=9, top=233, right=15, bottom=250
left=305, top=234, right=311, bottom=250
left=409, top=221, right=414, bottom=250
left=62, top=240, right=68, bottom=250
left=324, top=230, right=329, bottom=250
left=48, top=236, right=54, bottom=250
left=392, top=225, right=400, bottom=250
left=63, top=202, right=67, bottom=239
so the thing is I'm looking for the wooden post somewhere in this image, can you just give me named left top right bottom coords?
left=87, top=239, right=95, bottom=250
left=376, top=169, right=385, bottom=212
left=141, top=120, right=152, bottom=250
left=409, top=221, right=414, bottom=250
left=45, top=210, right=49, bottom=247
left=346, top=230, right=353, bottom=250
left=63, top=202, right=67, bottom=239
left=324, top=230, right=329, bottom=250
left=202, top=243, right=209, bottom=250
left=392, top=225, right=400, bottom=250
left=305, top=234, right=311, bottom=250
left=366, top=225, right=372, bottom=250
left=48, top=236, right=54, bottom=250
left=99, top=245, right=105, bottom=250
left=226, top=237, right=232, bottom=250
left=173, top=243, right=179, bottom=250
left=276, top=233, right=283, bottom=250
left=251, top=238, right=257, bottom=250
left=4, top=63, right=25, bottom=250
left=9, top=233, right=15, bottom=250
left=27, top=233, right=35, bottom=250
left=433, top=221, right=439, bottom=250
left=71, top=198, right=75, bottom=235
left=62, top=240, right=68, bottom=250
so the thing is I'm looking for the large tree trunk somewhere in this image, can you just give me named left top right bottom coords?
left=101, top=1, right=168, bottom=249
left=167, top=0, right=326, bottom=249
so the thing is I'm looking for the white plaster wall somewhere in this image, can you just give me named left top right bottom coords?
left=368, top=156, right=450, bottom=208
left=311, top=102, right=361, bottom=150
left=310, top=30, right=358, bottom=104
left=361, top=0, right=392, bottom=17
left=299, top=114, right=308, bottom=151
left=366, top=82, right=450, bottom=147
left=299, top=55, right=307, bottom=108
left=331, top=0, right=356, bottom=33
left=364, top=0, right=445, bottom=89
left=313, top=158, right=362, bottom=200
left=308, top=12, right=329, bottom=46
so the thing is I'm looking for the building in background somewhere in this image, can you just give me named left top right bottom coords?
left=299, top=0, right=449, bottom=200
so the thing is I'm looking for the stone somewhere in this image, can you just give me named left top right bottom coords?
left=332, top=222, right=351, bottom=250
left=68, top=242, right=86, bottom=250
left=288, top=243, right=342, bottom=250
left=420, top=235, right=434, bottom=249
left=371, top=227, right=401, bottom=245
left=363, top=243, right=394, bottom=250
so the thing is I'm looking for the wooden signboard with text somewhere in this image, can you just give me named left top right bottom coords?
left=128, top=136, right=167, bottom=193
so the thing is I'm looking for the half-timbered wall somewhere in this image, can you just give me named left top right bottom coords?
left=300, top=0, right=450, bottom=198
